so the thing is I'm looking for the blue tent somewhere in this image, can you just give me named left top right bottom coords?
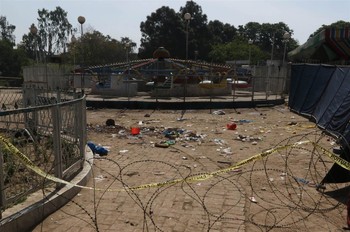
left=289, top=64, right=350, bottom=138
left=289, top=64, right=350, bottom=183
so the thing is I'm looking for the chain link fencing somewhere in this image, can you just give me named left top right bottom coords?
left=0, top=65, right=86, bottom=219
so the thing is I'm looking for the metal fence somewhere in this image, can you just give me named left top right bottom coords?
left=86, top=64, right=290, bottom=105
left=0, top=86, right=86, bottom=219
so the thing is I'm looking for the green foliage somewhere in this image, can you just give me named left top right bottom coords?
left=139, top=6, right=184, bottom=59
left=67, top=31, right=133, bottom=66
left=0, top=39, right=29, bottom=77
left=3, top=2, right=348, bottom=70
left=139, top=1, right=299, bottom=63
left=207, top=20, right=237, bottom=45
left=37, top=7, right=73, bottom=56
left=209, top=38, right=266, bottom=64
left=0, top=16, right=16, bottom=45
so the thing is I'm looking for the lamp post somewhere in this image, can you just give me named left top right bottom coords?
left=281, top=31, right=291, bottom=98
left=270, top=32, right=275, bottom=65
left=125, top=43, right=130, bottom=102
left=71, top=35, right=77, bottom=66
left=78, top=16, right=85, bottom=37
left=282, top=32, right=291, bottom=65
left=77, top=16, right=85, bottom=93
left=184, top=13, right=191, bottom=60
left=30, top=24, right=38, bottom=63
left=248, top=39, right=253, bottom=65
left=183, top=13, right=191, bottom=104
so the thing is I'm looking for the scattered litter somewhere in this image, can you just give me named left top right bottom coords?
left=144, top=113, right=150, bottom=117
left=105, top=119, right=115, bottom=126
left=87, top=141, right=109, bottom=156
left=217, top=161, right=232, bottom=165
left=155, top=142, right=170, bottom=148
left=119, top=149, right=129, bottom=154
left=182, top=156, right=188, bottom=160
left=126, top=171, right=139, bottom=177
left=294, top=177, right=309, bottom=185
left=226, top=123, right=237, bottom=130
left=94, top=175, right=104, bottom=182
left=221, top=147, right=233, bottom=155
left=214, top=138, right=226, bottom=145
left=131, top=127, right=140, bottom=135
left=236, top=119, right=252, bottom=124
left=249, top=196, right=257, bottom=203
left=153, top=171, right=165, bottom=176
left=212, top=110, right=225, bottom=115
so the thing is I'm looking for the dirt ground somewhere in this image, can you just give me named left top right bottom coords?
left=34, top=105, right=349, bottom=231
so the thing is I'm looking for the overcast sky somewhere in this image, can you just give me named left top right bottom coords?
left=1, top=0, right=349, bottom=48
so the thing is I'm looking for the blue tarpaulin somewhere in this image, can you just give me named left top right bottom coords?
left=289, top=64, right=350, bottom=143
left=289, top=64, right=350, bottom=183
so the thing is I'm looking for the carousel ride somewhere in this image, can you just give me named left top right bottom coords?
left=80, top=47, right=252, bottom=96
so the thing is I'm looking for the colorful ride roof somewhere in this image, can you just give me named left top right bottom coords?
left=288, top=27, right=350, bottom=62
left=85, top=58, right=231, bottom=77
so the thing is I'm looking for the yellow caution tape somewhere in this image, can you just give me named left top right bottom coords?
left=312, top=142, right=350, bottom=171
left=0, top=135, right=95, bottom=191
left=1, top=133, right=348, bottom=192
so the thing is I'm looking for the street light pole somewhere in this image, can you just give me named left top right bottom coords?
left=248, top=39, right=253, bottom=65
left=183, top=13, right=191, bottom=104
left=77, top=16, right=85, bottom=93
left=270, top=32, right=275, bottom=64
left=185, top=13, right=191, bottom=60
left=125, top=43, right=130, bottom=102
left=282, top=32, right=291, bottom=65
left=71, top=35, right=77, bottom=67
left=281, top=31, right=291, bottom=98
left=30, top=24, right=38, bottom=64
left=78, top=16, right=85, bottom=37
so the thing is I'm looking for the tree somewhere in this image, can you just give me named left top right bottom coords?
left=179, top=1, right=211, bottom=60
left=0, top=16, right=16, bottom=45
left=139, top=6, right=184, bottom=59
left=208, top=38, right=266, bottom=64
left=207, top=20, right=237, bottom=45
left=19, top=24, right=39, bottom=61
left=0, top=39, right=29, bottom=77
left=139, top=1, right=215, bottom=60
left=67, top=30, right=133, bottom=66
left=0, top=16, right=29, bottom=77
left=36, top=7, right=73, bottom=56
left=242, top=22, right=298, bottom=61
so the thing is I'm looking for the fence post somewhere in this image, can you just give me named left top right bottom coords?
left=251, top=76, right=255, bottom=102
left=52, top=104, right=63, bottom=189
left=0, top=150, right=4, bottom=219
left=78, top=96, right=87, bottom=168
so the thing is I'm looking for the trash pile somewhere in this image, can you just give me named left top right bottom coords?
left=86, top=111, right=271, bottom=158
